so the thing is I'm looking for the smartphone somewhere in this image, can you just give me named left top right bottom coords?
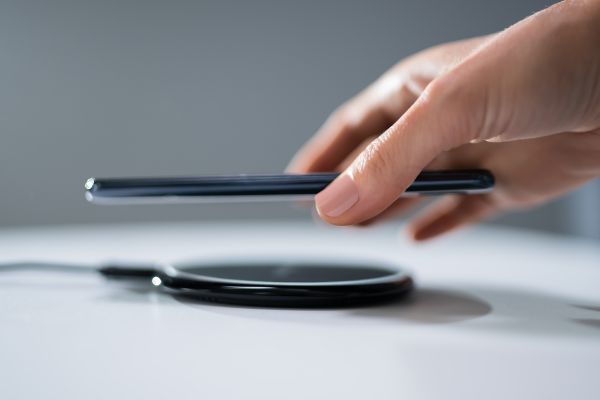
left=85, top=170, right=494, bottom=204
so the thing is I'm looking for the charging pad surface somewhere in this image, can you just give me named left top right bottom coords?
left=157, top=261, right=414, bottom=307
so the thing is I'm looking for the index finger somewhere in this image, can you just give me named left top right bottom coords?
left=287, top=81, right=414, bottom=173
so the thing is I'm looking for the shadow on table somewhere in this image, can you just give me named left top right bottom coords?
left=353, top=288, right=492, bottom=324
left=174, top=285, right=600, bottom=338
left=345, top=285, right=600, bottom=338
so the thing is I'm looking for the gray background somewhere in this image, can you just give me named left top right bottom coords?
left=1, top=0, right=598, bottom=238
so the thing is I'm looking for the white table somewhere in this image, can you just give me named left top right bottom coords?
left=0, top=221, right=598, bottom=400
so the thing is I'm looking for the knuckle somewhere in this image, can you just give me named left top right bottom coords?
left=352, top=137, right=395, bottom=178
left=330, top=96, right=374, bottom=138
left=328, top=106, right=355, bottom=135
left=422, top=71, right=489, bottom=145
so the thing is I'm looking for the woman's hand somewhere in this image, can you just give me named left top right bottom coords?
left=288, top=0, right=600, bottom=240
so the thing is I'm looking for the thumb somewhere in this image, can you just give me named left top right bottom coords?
left=315, top=77, right=479, bottom=225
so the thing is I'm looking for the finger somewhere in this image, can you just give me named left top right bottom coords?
left=314, top=76, right=478, bottom=225
left=287, top=82, right=418, bottom=173
left=337, top=135, right=377, bottom=171
left=366, top=144, right=480, bottom=228
left=358, top=196, right=422, bottom=226
left=286, top=94, right=390, bottom=173
left=408, top=195, right=496, bottom=241
left=292, top=136, right=376, bottom=212
left=320, top=133, right=419, bottom=223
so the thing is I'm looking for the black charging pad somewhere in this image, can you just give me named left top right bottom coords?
left=155, top=261, right=414, bottom=307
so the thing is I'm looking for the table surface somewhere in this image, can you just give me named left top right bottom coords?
left=0, top=221, right=599, bottom=400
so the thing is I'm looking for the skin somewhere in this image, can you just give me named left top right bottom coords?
left=288, top=0, right=600, bottom=241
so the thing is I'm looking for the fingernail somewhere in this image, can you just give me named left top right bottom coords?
left=315, top=174, right=359, bottom=217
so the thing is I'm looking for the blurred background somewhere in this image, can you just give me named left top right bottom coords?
left=1, top=0, right=598, bottom=238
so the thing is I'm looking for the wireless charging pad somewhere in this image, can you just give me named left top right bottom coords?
left=155, top=261, right=414, bottom=307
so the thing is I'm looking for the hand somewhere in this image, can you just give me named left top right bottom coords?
left=288, top=0, right=600, bottom=241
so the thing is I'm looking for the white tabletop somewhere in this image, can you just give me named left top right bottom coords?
left=0, top=221, right=598, bottom=400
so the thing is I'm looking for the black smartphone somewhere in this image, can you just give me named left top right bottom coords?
left=85, top=170, right=494, bottom=204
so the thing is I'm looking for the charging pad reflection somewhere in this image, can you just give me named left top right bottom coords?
left=178, top=264, right=399, bottom=282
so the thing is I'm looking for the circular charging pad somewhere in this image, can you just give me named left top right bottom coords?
left=155, top=262, right=413, bottom=307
